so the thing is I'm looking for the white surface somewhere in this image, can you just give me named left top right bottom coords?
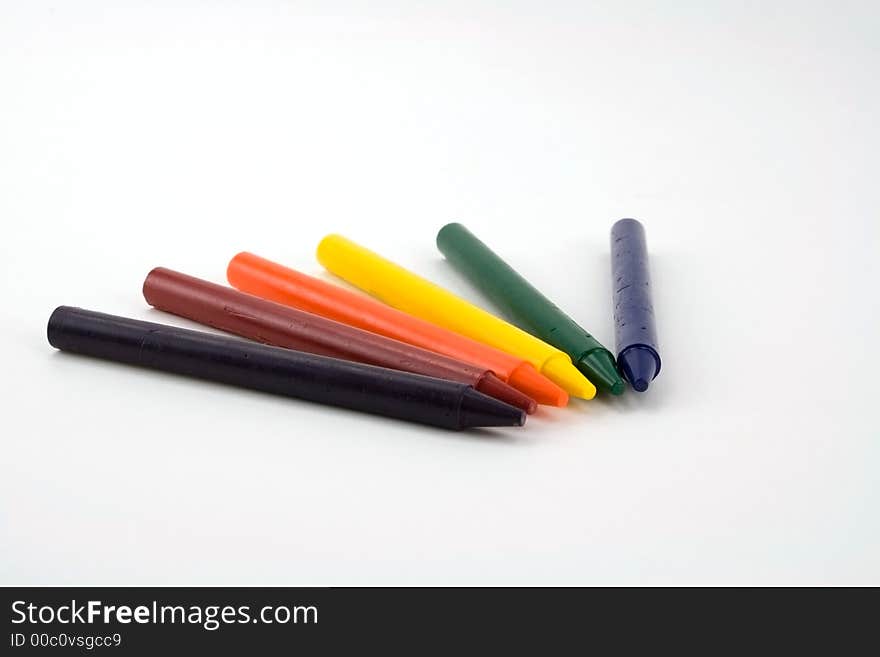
left=1, top=1, right=878, bottom=585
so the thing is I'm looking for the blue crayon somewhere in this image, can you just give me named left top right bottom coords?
left=611, top=219, right=661, bottom=392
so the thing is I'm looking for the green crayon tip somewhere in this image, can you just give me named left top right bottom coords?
left=576, top=349, right=625, bottom=396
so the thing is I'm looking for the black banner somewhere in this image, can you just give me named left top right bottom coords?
left=1, top=587, right=873, bottom=653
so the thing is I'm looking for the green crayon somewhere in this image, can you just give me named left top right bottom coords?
left=436, top=222, right=624, bottom=395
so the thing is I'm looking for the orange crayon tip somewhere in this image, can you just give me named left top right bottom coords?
left=507, top=363, right=569, bottom=407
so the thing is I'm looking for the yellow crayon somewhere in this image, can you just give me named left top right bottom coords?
left=316, top=235, right=597, bottom=400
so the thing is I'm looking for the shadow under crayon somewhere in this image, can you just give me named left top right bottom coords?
left=48, top=349, right=533, bottom=446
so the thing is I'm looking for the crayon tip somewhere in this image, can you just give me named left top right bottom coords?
left=540, top=356, right=597, bottom=400
left=476, top=372, right=538, bottom=414
left=618, top=345, right=660, bottom=393
left=576, top=350, right=625, bottom=396
left=506, top=363, right=569, bottom=407
left=459, top=388, right=527, bottom=429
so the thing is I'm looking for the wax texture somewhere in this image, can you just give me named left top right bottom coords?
left=610, top=219, right=661, bottom=391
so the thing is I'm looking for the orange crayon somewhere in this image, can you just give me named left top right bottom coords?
left=227, top=252, right=568, bottom=407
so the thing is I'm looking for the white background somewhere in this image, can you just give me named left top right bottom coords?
left=1, top=1, right=877, bottom=585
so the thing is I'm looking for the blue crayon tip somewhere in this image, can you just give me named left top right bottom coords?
left=618, top=346, right=660, bottom=393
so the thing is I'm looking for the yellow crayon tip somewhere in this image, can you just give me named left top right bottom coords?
left=541, top=356, right=597, bottom=400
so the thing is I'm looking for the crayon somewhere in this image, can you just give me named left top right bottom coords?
left=226, top=252, right=567, bottom=406
left=315, top=235, right=597, bottom=400
left=436, top=223, right=625, bottom=395
left=47, top=306, right=527, bottom=430
left=611, top=219, right=661, bottom=391
left=143, top=267, right=536, bottom=414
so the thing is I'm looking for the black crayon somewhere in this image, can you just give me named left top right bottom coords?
left=47, top=306, right=526, bottom=430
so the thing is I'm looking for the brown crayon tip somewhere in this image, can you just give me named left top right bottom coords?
left=476, top=372, right=538, bottom=414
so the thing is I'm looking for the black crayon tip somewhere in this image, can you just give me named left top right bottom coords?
left=458, top=388, right=526, bottom=429
left=618, top=346, right=660, bottom=393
